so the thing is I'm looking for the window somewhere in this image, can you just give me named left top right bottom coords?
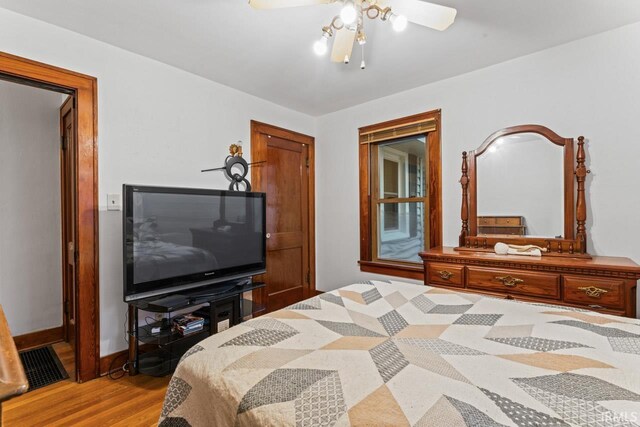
left=358, top=110, right=442, bottom=279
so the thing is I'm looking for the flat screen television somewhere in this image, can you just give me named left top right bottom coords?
left=123, top=185, right=266, bottom=302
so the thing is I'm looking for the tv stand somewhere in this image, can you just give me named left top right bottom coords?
left=127, top=280, right=266, bottom=376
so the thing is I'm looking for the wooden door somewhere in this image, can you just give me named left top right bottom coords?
left=251, top=122, right=315, bottom=312
left=60, top=96, right=77, bottom=351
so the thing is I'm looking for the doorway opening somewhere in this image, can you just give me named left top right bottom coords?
left=0, top=52, right=99, bottom=382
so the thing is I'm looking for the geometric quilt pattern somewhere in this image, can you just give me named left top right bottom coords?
left=159, top=280, right=640, bottom=426
left=486, top=336, right=591, bottom=352
left=219, top=328, right=298, bottom=347
left=514, top=379, right=640, bottom=427
left=446, top=396, right=508, bottom=427
left=369, top=339, right=409, bottom=382
left=481, top=388, right=570, bottom=427
left=454, top=313, right=503, bottom=326
left=237, top=368, right=334, bottom=414
left=608, top=336, right=640, bottom=355
left=294, top=371, right=347, bottom=426
left=161, top=377, right=192, bottom=418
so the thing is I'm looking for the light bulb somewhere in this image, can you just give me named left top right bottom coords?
left=390, top=13, right=408, bottom=32
left=313, top=36, right=328, bottom=55
left=340, top=1, right=357, bottom=25
left=360, top=59, right=366, bottom=70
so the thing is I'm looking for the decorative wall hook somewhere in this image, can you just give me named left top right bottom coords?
left=201, top=142, right=264, bottom=191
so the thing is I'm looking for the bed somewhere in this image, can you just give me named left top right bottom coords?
left=159, top=280, right=640, bottom=426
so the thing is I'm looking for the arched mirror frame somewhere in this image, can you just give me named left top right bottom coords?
left=456, top=124, right=590, bottom=258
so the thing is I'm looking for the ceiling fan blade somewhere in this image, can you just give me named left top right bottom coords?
left=331, top=28, right=356, bottom=63
left=249, top=0, right=334, bottom=9
left=390, top=0, right=457, bottom=31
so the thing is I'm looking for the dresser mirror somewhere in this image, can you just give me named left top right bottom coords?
left=476, top=133, right=564, bottom=238
left=457, top=124, right=590, bottom=258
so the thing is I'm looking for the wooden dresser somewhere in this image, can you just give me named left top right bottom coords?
left=420, top=247, right=640, bottom=318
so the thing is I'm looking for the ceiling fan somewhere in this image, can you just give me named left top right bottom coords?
left=249, top=0, right=457, bottom=69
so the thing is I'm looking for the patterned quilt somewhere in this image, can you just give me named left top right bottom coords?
left=159, top=280, right=640, bottom=426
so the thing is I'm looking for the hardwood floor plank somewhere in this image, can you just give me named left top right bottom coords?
left=52, top=341, right=75, bottom=379
left=110, top=401, right=166, bottom=427
left=3, top=375, right=169, bottom=426
left=4, top=341, right=168, bottom=426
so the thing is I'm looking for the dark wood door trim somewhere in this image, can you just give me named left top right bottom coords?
left=60, top=95, right=75, bottom=346
left=250, top=121, right=316, bottom=308
left=0, top=51, right=99, bottom=382
left=13, top=326, right=64, bottom=352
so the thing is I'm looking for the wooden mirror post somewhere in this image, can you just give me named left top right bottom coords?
left=459, top=151, right=469, bottom=247
left=575, top=136, right=589, bottom=254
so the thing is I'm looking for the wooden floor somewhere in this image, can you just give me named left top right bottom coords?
left=52, top=341, right=76, bottom=382
left=3, top=342, right=169, bottom=427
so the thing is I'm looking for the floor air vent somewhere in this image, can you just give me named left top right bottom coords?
left=19, top=345, right=69, bottom=391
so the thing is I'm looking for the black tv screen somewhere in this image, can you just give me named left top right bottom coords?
left=123, top=185, right=266, bottom=301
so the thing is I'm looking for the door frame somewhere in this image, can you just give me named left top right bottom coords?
left=0, top=52, right=100, bottom=382
left=60, top=95, right=75, bottom=345
left=250, top=120, right=316, bottom=306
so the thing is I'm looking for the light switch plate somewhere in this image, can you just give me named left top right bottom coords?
left=107, top=194, right=121, bottom=211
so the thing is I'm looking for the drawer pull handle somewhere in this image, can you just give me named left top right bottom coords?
left=495, top=275, right=524, bottom=287
left=578, top=286, right=609, bottom=298
left=437, top=270, right=454, bottom=280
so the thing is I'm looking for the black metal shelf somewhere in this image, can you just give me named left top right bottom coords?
left=128, top=279, right=264, bottom=376
left=129, top=281, right=266, bottom=313
left=137, top=334, right=203, bottom=377
left=242, top=298, right=266, bottom=320
left=133, top=320, right=209, bottom=346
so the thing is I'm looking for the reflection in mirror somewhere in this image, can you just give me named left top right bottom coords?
left=376, top=136, right=427, bottom=262
left=476, top=133, right=564, bottom=238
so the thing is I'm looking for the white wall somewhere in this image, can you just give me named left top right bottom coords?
left=0, top=8, right=315, bottom=355
left=316, top=22, right=640, bottom=293
left=0, top=80, right=64, bottom=336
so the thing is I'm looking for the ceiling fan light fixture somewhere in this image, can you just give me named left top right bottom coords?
left=356, top=28, right=367, bottom=45
left=313, top=26, right=332, bottom=55
left=251, top=0, right=457, bottom=68
left=340, top=1, right=357, bottom=25
left=313, top=36, right=328, bottom=55
left=390, top=13, right=408, bottom=32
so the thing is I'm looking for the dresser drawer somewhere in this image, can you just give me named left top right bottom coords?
left=467, top=266, right=560, bottom=299
left=495, top=217, right=522, bottom=226
left=478, top=217, right=496, bottom=226
left=563, top=276, right=625, bottom=310
left=427, top=263, right=464, bottom=288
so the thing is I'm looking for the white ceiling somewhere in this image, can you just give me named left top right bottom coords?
left=2, top=0, right=640, bottom=116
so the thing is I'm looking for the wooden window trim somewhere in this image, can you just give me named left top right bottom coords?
left=358, top=110, right=442, bottom=279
